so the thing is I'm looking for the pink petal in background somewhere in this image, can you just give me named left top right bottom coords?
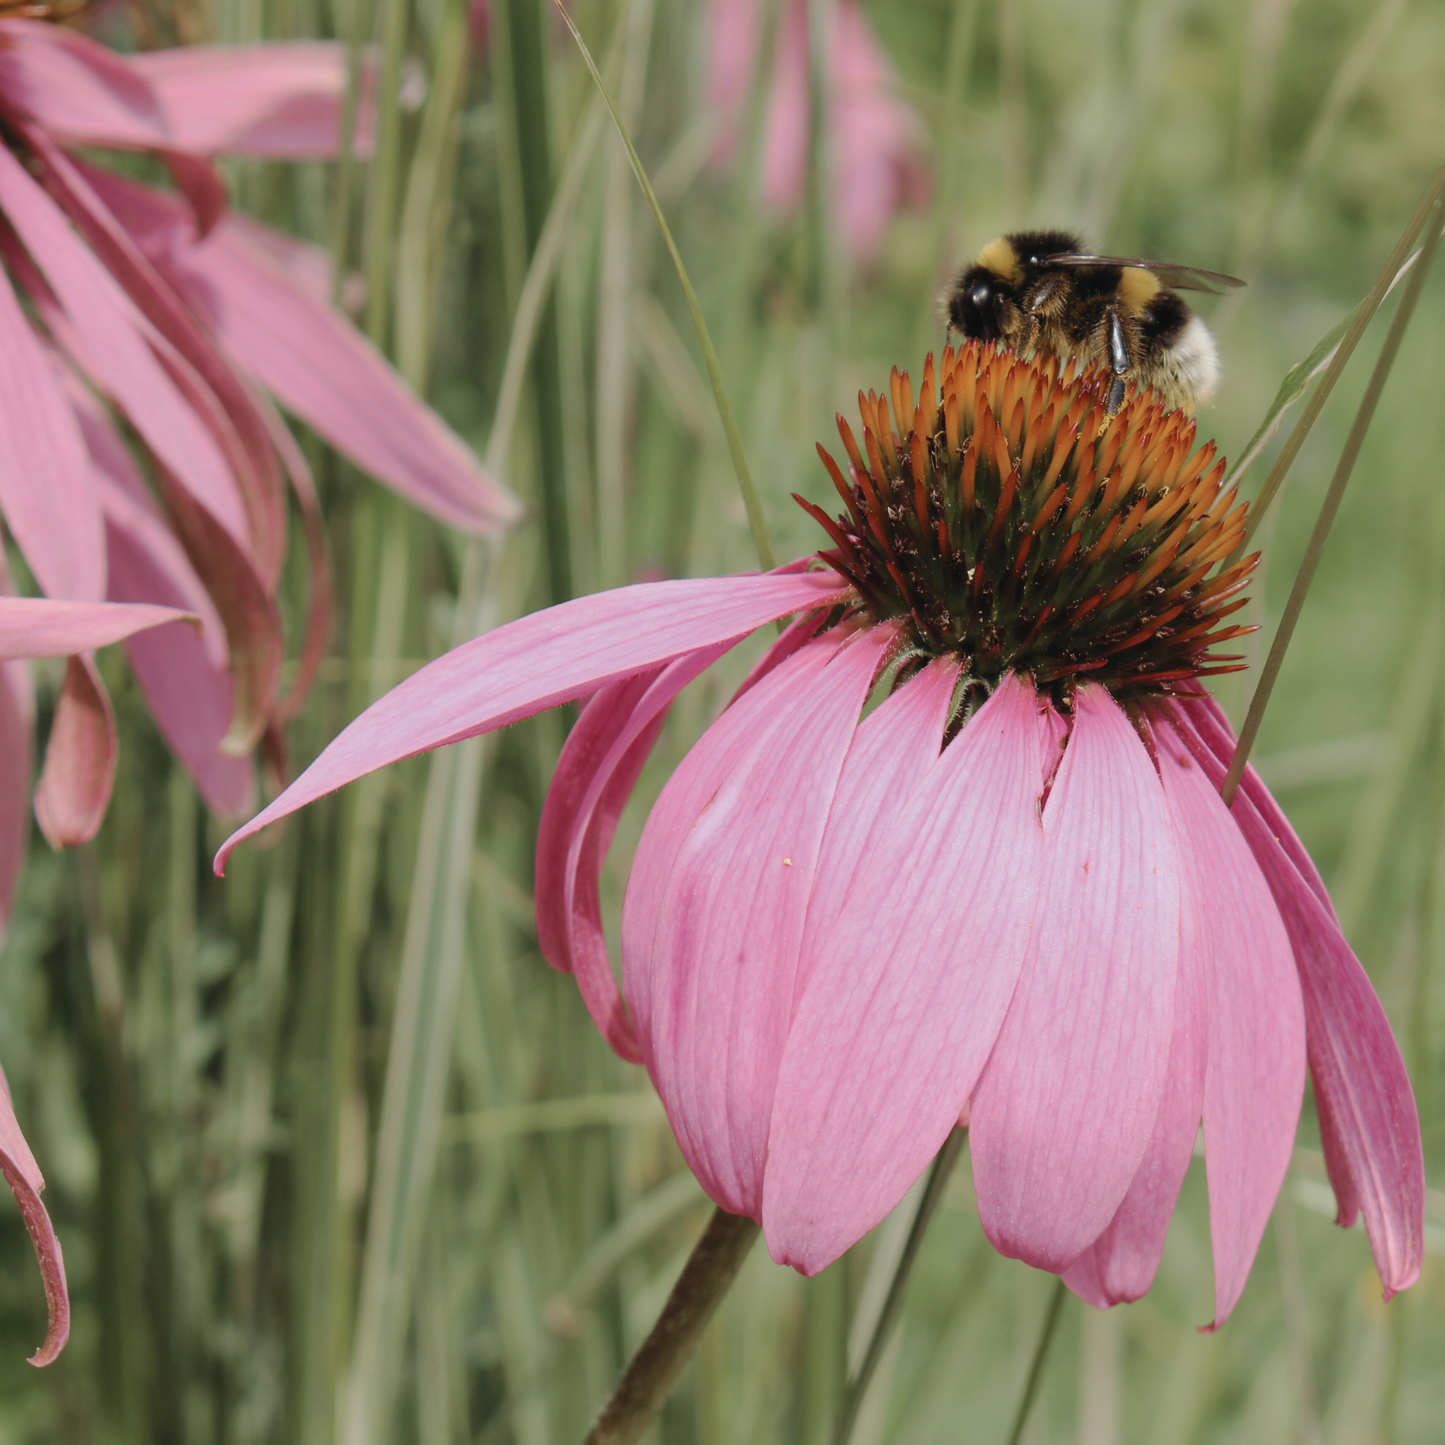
left=0, top=659, right=33, bottom=938
left=704, top=0, right=764, bottom=168
left=0, top=597, right=196, bottom=660
left=89, top=408, right=253, bottom=817
left=829, top=0, right=929, bottom=256
left=41, top=148, right=287, bottom=585
left=32, top=654, right=116, bottom=849
left=159, top=207, right=523, bottom=536
left=127, top=42, right=376, bottom=158
left=0, top=262, right=104, bottom=604
left=0, top=17, right=166, bottom=150
left=0, top=1060, right=68, bottom=1367
left=711, top=0, right=927, bottom=258
left=0, top=143, right=250, bottom=551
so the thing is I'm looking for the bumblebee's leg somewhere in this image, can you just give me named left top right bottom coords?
left=1104, top=306, right=1132, bottom=417
left=1019, top=274, right=1068, bottom=355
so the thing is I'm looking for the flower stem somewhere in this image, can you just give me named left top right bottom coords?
left=585, top=1207, right=760, bottom=1445
left=1222, top=172, right=1445, bottom=804
left=556, top=1, right=778, bottom=573
left=1003, top=1277, right=1067, bottom=1445
left=830, top=1129, right=966, bottom=1445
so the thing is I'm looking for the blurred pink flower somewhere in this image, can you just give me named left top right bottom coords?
left=0, top=593, right=196, bottom=1367
left=706, top=0, right=928, bottom=257
left=217, top=346, right=1422, bottom=1325
left=0, top=20, right=519, bottom=847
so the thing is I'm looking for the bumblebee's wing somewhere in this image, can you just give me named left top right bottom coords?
left=1045, top=252, right=1247, bottom=294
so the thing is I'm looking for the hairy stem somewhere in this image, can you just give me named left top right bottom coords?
left=585, top=1208, right=760, bottom=1445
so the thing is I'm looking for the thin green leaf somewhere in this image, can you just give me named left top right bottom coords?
left=1225, top=229, right=1439, bottom=493
left=557, top=1, right=778, bottom=572
left=1223, top=175, right=1445, bottom=803
left=1236, top=160, right=1445, bottom=552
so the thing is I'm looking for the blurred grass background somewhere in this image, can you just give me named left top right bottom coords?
left=4, top=0, right=1445, bottom=1440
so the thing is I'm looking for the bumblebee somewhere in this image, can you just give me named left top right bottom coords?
left=944, top=230, right=1245, bottom=417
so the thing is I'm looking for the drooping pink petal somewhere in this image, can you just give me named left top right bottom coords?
left=535, top=643, right=732, bottom=1061
left=160, top=149, right=228, bottom=238
left=99, top=465, right=254, bottom=818
left=155, top=205, right=522, bottom=535
left=150, top=468, right=283, bottom=757
left=0, top=162, right=284, bottom=754
left=1061, top=812, right=1207, bottom=1311
left=126, top=42, right=376, bottom=158
left=220, top=213, right=334, bottom=307
left=0, top=660, right=33, bottom=938
left=1158, top=723, right=1304, bottom=1326
left=0, top=597, right=196, bottom=659
left=0, top=1059, right=68, bottom=1366
left=216, top=569, right=847, bottom=872
left=639, top=626, right=895, bottom=1217
left=0, top=143, right=249, bottom=549
left=66, top=354, right=252, bottom=811
left=764, top=670, right=1046, bottom=1275
left=1176, top=689, right=1335, bottom=921
left=970, top=683, right=1180, bottom=1271
left=33, top=654, right=116, bottom=848
left=261, top=401, right=332, bottom=724
left=0, top=264, right=104, bottom=603
left=36, top=147, right=288, bottom=585
left=1169, top=701, right=1423, bottom=1298
left=0, top=17, right=166, bottom=150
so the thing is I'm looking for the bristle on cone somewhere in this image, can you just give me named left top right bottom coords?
left=797, top=341, right=1257, bottom=705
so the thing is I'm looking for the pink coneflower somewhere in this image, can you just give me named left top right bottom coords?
left=0, top=18, right=518, bottom=848
left=0, top=593, right=195, bottom=1366
left=218, top=345, right=1422, bottom=1325
left=706, top=0, right=928, bottom=258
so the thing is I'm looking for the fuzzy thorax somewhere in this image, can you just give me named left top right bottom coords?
left=797, top=343, right=1257, bottom=706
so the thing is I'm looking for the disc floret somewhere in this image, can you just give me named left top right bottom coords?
left=798, top=342, right=1258, bottom=705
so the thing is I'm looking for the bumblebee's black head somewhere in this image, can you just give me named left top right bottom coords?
left=944, top=232, right=1084, bottom=342
left=945, top=263, right=1010, bottom=341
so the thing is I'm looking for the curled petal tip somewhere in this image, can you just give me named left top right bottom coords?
left=0, top=1133, right=69, bottom=1367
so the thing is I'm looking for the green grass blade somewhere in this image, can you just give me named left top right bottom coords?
left=1223, top=176, right=1445, bottom=802
left=1236, top=160, right=1445, bottom=552
left=557, top=2, right=778, bottom=572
